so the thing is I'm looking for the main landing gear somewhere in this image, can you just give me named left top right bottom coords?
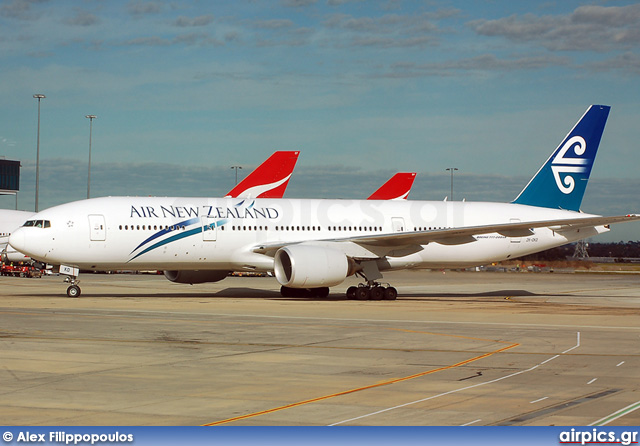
left=346, top=283, right=397, bottom=301
left=64, top=276, right=81, bottom=298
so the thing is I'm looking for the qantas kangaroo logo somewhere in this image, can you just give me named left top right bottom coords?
left=551, top=136, right=588, bottom=194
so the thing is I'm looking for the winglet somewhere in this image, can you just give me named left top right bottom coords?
left=512, top=105, right=610, bottom=211
left=225, top=151, right=300, bottom=199
left=367, top=173, right=417, bottom=200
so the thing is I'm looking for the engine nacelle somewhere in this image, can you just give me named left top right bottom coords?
left=274, top=245, right=353, bottom=288
left=1, top=245, right=31, bottom=263
left=163, top=270, right=229, bottom=285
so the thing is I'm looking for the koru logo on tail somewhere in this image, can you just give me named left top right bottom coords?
left=551, top=136, right=588, bottom=194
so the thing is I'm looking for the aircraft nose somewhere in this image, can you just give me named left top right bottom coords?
left=9, top=228, right=26, bottom=254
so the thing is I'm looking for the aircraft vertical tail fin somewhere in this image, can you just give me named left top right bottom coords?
left=512, top=105, right=610, bottom=211
left=225, top=151, right=300, bottom=199
left=368, top=172, right=417, bottom=200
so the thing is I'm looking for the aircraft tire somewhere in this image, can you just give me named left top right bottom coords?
left=370, top=286, right=384, bottom=300
left=346, top=286, right=357, bottom=300
left=67, top=285, right=81, bottom=298
left=355, top=287, right=370, bottom=301
left=314, top=287, right=330, bottom=298
left=383, top=287, right=397, bottom=300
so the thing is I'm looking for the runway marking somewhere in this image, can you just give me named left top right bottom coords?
left=589, top=400, right=640, bottom=426
left=587, top=378, right=597, bottom=385
left=329, top=332, right=581, bottom=426
left=500, top=389, right=619, bottom=425
left=202, top=342, right=519, bottom=426
left=460, top=419, right=481, bottom=426
left=530, top=397, right=549, bottom=404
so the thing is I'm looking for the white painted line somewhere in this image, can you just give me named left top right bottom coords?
left=530, top=397, right=549, bottom=404
left=540, top=355, right=560, bottom=365
left=590, top=400, right=640, bottom=426
left=587, top=378, right=597, bottom=385
left=562, top=332, right=580, bottom=353
left=460, top=419, right=481, bottom=426
left=329, top=332, right=581, bottom=426
left=616, top=361, right=625, bottom=367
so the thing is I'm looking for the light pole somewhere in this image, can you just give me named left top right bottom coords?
left=85, top=115, right=97, bottom=199
left=33, top=94, right=45, bottom=212
left=446, top=167, right=458, bottom=201
left=231, top=165, right=242, bottom=185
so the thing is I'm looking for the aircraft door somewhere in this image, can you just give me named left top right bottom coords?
left=88, top=215, right=106, bottom=241
left=202, top=215, right=217, bottom=241
left=391, top=217, right=405, bottom=232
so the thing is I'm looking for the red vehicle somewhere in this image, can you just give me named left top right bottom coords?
left=1, top=263, right=41, bottom=278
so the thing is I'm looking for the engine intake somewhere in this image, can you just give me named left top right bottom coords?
left=163, top=270, right=229, bottom=284
left=274, top=245, right=354, bottom=288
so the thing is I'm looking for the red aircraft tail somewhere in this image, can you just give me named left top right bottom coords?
left=225, top=151, right=300, bottom=199
left=367, top=172, right=416, bottom=200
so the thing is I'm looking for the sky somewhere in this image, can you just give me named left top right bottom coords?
left=1, top=0, right=639, bottom=242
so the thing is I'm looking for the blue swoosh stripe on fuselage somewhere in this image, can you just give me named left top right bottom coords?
left=128, top=219, right=228, bottom=262
left=129, top=227, right=202, bottom=262
left=130, top=217, right=200, bottom=254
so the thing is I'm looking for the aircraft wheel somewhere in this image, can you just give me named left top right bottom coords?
left=280, top=286, right=294, bottom=297
left=355, top=287, right=370, bottom=301
left=346, top=286, right=357, bottom=300
left=370, top=286, right=384, bottom=300
left=67, top=285, right=81, bottom=298
left=383, top=287, right=398, bottom=300
left=315, top=287, right=330, bottom=298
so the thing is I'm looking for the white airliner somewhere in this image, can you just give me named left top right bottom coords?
left=10, top=105, right=639, bottom=299
left=0, top=209, right=35, bottom=263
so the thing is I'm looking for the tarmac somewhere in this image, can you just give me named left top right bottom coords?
left=1, top=269, right=639, bottom=426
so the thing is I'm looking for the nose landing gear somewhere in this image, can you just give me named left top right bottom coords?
left=64, top=276, right=81, bottom=298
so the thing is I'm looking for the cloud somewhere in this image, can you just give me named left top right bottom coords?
left=375, top=53, right=570, bottom=78
left=321, top=10, right=459, bottom=48
left=127, top=0, right=163, bottom=17
left=281, top=0, right=317, bottom=7
left=173, top=14, right=214, bottom=27
left=64, top=10, right=100, bottom=27
left=469, top=4, right=640, bottom=52
left=586, top=52, right=640, bottom=75
left=252, top=19, right=295, bottom=29
left=327, top=0, right=364, bottom=5
left=0, top=0, right=47, bottom=20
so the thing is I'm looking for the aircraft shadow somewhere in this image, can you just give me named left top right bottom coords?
left=22, top=287, right=571, bottom=301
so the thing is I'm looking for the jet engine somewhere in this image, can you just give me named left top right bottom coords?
left=163, top=270, right=230, bottom=285
left=274, top=245, right=355, bottom=288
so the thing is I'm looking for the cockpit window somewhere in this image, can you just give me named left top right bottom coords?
left=23, top=220, right=51, bottom=228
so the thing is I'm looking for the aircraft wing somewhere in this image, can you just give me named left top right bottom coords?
left=252, top=214, right=640, bottom=256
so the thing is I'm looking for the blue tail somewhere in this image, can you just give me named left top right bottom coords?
left=512, top=105, right=610, bottom=211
